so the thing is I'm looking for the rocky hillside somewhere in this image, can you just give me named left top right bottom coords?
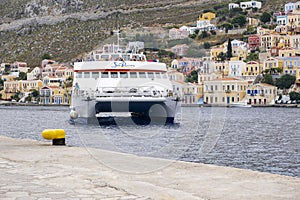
left=0, top=0, right=294, bottom=67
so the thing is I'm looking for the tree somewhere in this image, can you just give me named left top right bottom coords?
left=227, top=38, right=232, bottom=59
left=217, top=52, right=227, bottom=61
left=203, top=42, right=211, bottom=49
left=42, top=53, right=52, bottom=60
left=246, top=53, right=259, bottom=61
left=189, top=34, right=197, bottom=39
left=262, top=74, right=274, bottom=85
left=260, top=12, right=272, bottom=24
left=31, top=89, right=39, bottom=98
left=185, top=70, right=198, bottom=83
left=232, top=15, right=246, bottom=27
left=18, top=72, right=27, bottom=80
left=198, top=31, right=209, bottom=39
left=219, top=23, right=233, bottom=32
left=289, top=92, right=300, bottom=101
left=275, top=74, right=296, bottom=89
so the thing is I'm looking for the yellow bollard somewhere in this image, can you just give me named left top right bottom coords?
left=42, top=129, right=66, bottom=145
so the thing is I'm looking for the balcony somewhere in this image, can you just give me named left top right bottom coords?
left=225, top=90, right=231, bottom=93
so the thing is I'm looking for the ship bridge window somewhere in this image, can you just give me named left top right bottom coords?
left=148, top=72, right=154, bottom=79
left=92, top=72, right=99, bottom=79
left=120, top=72, right=128, bottom=78
left=111, top=54, right=119, bottom=61
left=76, top=72, right=82, bottom=78
left=129, top=72, right=137, bottom=78
left=83, top=72, right=90, bottom=78
left=139, top=72, right=146, bottom=78
left=101, top=72, right=109, bottom=78
left=101, top=55, right=109, bottom=61
left=122, top=55, right=130, bottom=61
left=155, top=72, right=161, bottom=78
left=111, top=72, right=118, bottom=78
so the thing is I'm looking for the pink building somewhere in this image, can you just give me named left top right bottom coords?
left=248, top=35, right=260, bottom=51
left=171, top=44, right=189, bottom=56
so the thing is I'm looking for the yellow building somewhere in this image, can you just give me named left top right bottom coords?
left=40, top=85, right=71, bottom=105
left=214, top=61, right=229, bottom=76
left=244, top=61, right=261, bottom=76
left=199, top=12, right=216, bottom=22
left=172, top=80, right=202, bottom=105
left=278, top=47, right=296, bottom=57
left=1, top=75, right=17, bottom=82
left=210, top=47, right=224, bottom=61
left=287, top=14, right=300, bottom=29
left=245, top=83, right=277, bottom=105
left=203, top=77, right=248, bottom=105
left=260, top=33, right=286, bottom=51
left=297, top=67, right=300, bottom=83
left=263, top=57, right=282, bottom=71
left=2, top=81, right=19, bottom=100
left=232, top=46, right=248, bottom=61
left=20, top=80, right=43, bottom=93
left=168, top=69, right=185, bottom=82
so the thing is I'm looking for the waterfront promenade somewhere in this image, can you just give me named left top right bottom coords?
left=0, top=136, right=299, bottom=200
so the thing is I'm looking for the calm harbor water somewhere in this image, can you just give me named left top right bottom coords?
left=0, top=105, right=299, bottom=177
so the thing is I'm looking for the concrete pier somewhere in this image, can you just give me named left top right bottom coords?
left=0, top=136, right=299, bottom=200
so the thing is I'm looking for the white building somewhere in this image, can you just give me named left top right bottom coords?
left=27, top=67, right=42, bottom=80
left=196, top=20, right=217, bottom=31
left=231, top=39, right=248, bottom=48
left=228, top=61, right=246, bottom=77
left=285, top=2, right=298, bottom=13
left=127, top=41, right=144, bottom=52
left=229, top=3, right=240, bottom=10
left=240, top=1, right=262, bottom=10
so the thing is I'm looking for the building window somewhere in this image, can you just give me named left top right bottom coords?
left=232, top=96, right=235, bottom=102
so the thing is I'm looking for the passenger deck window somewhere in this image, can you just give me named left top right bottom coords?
left=148, top=72, right=154, bottom=79
left=111, top=72, right=118, bottom=78
left=155, top=72, right=161, bottom=78
left=76, top=72, right=82, bottom=78
left=139, top=72, right=146, bottom=78
left=130, top=72, right=137, bottom=78
left=101, top=72, right=109, bottom=78
left=92, top=72, right=99, bottom=79
left=120, top=72, right=128, bottom=78
left=83, top=72, right=90, bottom=78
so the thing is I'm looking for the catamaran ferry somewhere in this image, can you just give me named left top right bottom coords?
left=69, top=45, right=180, bottom=125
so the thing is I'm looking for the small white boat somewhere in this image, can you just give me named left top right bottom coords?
left=229, top=102, right=252, bottom=108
